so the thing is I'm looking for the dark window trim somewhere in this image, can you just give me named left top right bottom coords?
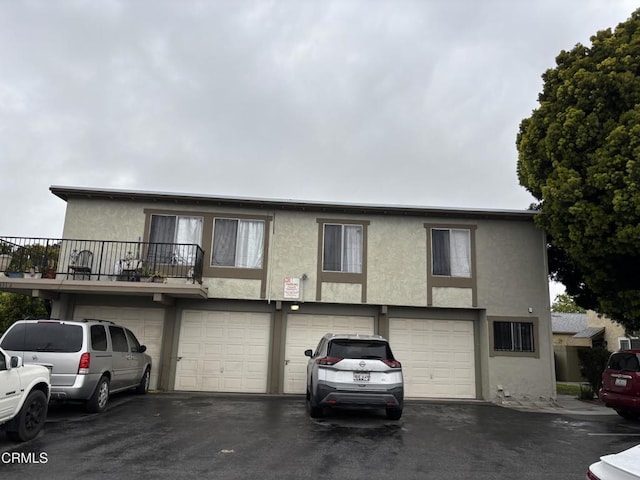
left=316, top=218, right=369, bottom=303
left=424, top=223, right=477, bottom=307
left=144, top=209, right=272, bottom=299
left=488, top=316, right=539, bottom=358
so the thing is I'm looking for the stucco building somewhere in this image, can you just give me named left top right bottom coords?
left=0, top=186, right=555, bottom=403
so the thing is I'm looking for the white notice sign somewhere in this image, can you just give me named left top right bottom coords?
left=283, top=276, right=301, bottom=299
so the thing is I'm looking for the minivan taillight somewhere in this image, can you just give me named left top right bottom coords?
left=78, top=352, right=90, bottom=374
left=383, top=359, right=402, bottom=368
left=317, top=356, right=342, bottom=366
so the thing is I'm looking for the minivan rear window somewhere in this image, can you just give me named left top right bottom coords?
left=608, top=353, right=640, bottom=372
left=0, top=322, right=83, bottom=353
left=328, top=340, right=393, bottom=360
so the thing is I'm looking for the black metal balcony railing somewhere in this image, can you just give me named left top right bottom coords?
left=0, top=237, right=204, bottom=284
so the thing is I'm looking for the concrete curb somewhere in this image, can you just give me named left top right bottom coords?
left=499, top=394, right=615, bottom=415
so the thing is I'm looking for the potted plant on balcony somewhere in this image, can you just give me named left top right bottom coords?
left=151, top=272, right=167, bottom=283
left=141, top=267, right=166, bottom=283
left=140, top=267, right=167, bottom=283
left=21, top=243, right=52, bottom=279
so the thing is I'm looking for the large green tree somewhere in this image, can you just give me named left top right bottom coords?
left=0, top=293, right=48, bottom=335
left=517, top=9, right=640, bottom=333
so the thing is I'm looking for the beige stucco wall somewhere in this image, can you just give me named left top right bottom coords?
left=62, top=198, right=149, bottom=241
left=473, top=220, right=554, bottom=402
left=553, top=333, right=591, bottom=347
left=365, top=216, right=428, bottom=306
left=62, top=198, right=550, bottom=313
left=587, top=310, right=626, bottom=351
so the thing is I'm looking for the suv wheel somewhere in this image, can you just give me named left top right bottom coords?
left=307, top=388, right=323, bottom=418
left=86, top=376, right=110, bottom=413
left=6, top=389, right=48, bottom=442
left=386, top=407, right=403, bottom=420
left=135, top=368, right=151, bottom=394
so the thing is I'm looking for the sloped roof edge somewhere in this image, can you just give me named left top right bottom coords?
left=50, top=185, right=537, bottom=221
left=573, top=327, right=605, bottom=339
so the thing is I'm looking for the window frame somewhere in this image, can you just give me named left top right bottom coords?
left=425, top=223, right=477, bottom=307
left=488, top=316, right=539, bottom=358
left=147, top=213, right=204, bottom=265
left=619, top=337, right=640, bottom=350
left=431, top=228, right=472, bottom=278
left=321, top=223, right=364, bottom=273
left=316, top=218, right=369, bottom=303
left=144, top=209, right=272, bottom=299
left=211, top=217, right=266, bottom=269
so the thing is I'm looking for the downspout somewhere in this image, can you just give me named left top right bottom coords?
left=267, top=211, right=276, bottom=304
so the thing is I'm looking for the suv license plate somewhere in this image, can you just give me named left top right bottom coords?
left=354, top=372, right=370, bottom=382
left=615, top=378, right=627, bottom=387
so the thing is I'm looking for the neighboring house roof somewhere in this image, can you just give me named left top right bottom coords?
left=573, top=327, right=605, bottom=339
left=552, top=313, right=588, bottom=334
left=49, top=185, right=537, bottom=221
left=552, top=313, right=604, bottom=340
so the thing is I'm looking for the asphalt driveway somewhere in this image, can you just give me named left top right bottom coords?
left=1, top=393, right=639, bottom=480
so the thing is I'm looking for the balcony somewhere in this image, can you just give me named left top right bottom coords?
left=0, top=237, right=208, bottom=301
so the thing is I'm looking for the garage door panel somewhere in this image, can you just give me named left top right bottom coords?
left=283, top=314, right=375, bottom=394
left=390, top=318, right=475, bottom=399
left=175, top=310, right=271, bottom=393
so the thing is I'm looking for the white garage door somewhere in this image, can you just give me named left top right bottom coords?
left=283, top=314, right=375, bottom=394
left=73, top=305, right=164, bottom=390
left=389, top=318, right=475, bottom=399
left=175, top=310, right=271, bottom=393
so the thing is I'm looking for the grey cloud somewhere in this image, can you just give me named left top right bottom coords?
left=0, top=0, right=637, bottom=236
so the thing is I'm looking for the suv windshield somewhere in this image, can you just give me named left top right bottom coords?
left=0, top=322, right=83, bottom=353
left=328, top=340, right=393, bottom=360
left=608, top=353, right=640, bottom=372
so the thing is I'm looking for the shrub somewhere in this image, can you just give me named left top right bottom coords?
left=578, top=347, right=610, bottom=396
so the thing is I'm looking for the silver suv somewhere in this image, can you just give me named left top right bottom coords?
left=0, top=319, right=152, bottom=413
left=305, top=333, right=404, bottom=419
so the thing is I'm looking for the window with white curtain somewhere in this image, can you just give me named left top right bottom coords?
left=432, top=228, right=471, bottom=277
left=212, top=218, right=265, bottom=269
left=322, top=224, right=363, bottom=273
left=148, top=215, right=203, bottom=264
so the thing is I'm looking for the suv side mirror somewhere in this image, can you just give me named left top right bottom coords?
left=139, top=345, right=147, bottom=353
left=10, top=356, right=22, bottom=368
left=304, top=349, right=313, bottom=357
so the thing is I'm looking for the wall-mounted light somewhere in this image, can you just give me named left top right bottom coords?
left=291, top=304, right=300, bottom=311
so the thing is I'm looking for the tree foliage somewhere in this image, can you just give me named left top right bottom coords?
left=0, top=293, right=48, bottom=335
left=551, top=293, right=586, bottom=313
left=517, top=9, right=640, bottom=333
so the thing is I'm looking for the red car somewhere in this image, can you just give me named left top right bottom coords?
left=599, top=350, right=640, bottom=419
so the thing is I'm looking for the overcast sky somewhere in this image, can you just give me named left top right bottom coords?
left=1, top=1, right=637, bottom=275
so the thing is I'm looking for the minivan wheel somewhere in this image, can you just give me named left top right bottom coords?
left=386, top=407, right=403, bottom=420
left=615, top=409, right=640, bottom=420
left=86, top=376, right=110, bottom=413
left=6, top=390, right=48, bottom=442
left=136, top=368, right=151, bottom=394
